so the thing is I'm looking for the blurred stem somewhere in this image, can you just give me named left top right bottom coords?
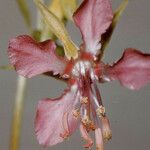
left=0, top=65, right=13, bottom=70
left=16, top=0, right=32, bottom=31
left=10, top=1, right=31, bottom=149
left=9, top=76, right=27, bottom=150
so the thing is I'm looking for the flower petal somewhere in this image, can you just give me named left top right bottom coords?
left=8, top=35, right=67, bottom=78
left=35, top=84, right=79, bottom=146
left=106, top=48, right=150, bottom=90
left=73, top=0, right=113, bottom=56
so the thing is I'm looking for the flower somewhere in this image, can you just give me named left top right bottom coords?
left=8, top=0, right=150, bottom=149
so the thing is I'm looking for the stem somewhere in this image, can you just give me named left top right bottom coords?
left=9, top=76, right=27, bottom=150
left=0, top=65, right=14, bottom=70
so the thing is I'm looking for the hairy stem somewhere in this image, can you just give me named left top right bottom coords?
left=9, top=76, right=27, bottom=150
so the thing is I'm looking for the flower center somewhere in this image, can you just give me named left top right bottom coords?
left=72, top=60, right=91, bottom=77
left=70, top=63, right=112, bottom=147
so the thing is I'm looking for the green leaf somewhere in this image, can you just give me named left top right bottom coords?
left=16, top=0, right=31, bottom=28
left=100, top=0, right=129, bottom=58
left=34, top=0, right=79, bottom=60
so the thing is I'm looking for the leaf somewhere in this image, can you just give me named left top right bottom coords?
left=60, top=0, right=77, bottom=20
left=16, top=0, right=31, bottom=28
left=34, top=0, right=79, bottom=60
left=100, top=0, right=129, bottom=58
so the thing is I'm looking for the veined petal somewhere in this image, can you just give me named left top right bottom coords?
left=34, top=0, right=79, bottom=60
left=106, top=48, right=150, bottom=90
left=35, top=84, right=79, bottom=146
left=73, top=0, right=113, bottom=56
left=8, top=35, right=66, bottom=78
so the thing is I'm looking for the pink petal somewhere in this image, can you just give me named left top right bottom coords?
left=35, top=84, right=79, bottom=146
left=106, top=48, right=150, bottom=90
left=73, top=0, right=113, bottom=56
left=8, top=35, right=67, bottom=78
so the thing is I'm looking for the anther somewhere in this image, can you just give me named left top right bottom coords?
left=81, top=97, right=88, bottom=104
left=81, top=115, right=95, bottom=131
left=96, top=105, right=105, bottom=117
left=72, top=109, right=80, bottom=119
left=82, top=115, right=90, bottom=125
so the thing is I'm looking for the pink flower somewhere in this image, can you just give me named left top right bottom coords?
left=8, top=0, right=150, bottom=149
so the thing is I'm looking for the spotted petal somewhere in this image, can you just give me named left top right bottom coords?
left=73, top=0, right=113, bottom=56
left=8, top=35, right=67, bottom=78
left=35, top=84, right=79, bottom=146
left=106, top=48, right=150, bottom=90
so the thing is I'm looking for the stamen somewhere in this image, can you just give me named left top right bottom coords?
left=72, top=109, right=80, bottom=119
left=79, top=124, right=93, bottom=148
left=90, top=78, right=112, bottom=142
left=101, top=116, right=112, bottom=142
left=81, top=115, right=95, bottom=131
left=81, top=97, right=88, bottom=104
left=79, top=101, right=95, bottom=131
left=60, top=131, right=69, bottom=139
left=95, top=128, right=104, bottom=150
left=96, top=105, right=106, bottom=117
left=60, top=112, right=70, bottom=139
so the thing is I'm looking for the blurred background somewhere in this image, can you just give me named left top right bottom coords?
left=0, top=0, right=150, bottom=150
